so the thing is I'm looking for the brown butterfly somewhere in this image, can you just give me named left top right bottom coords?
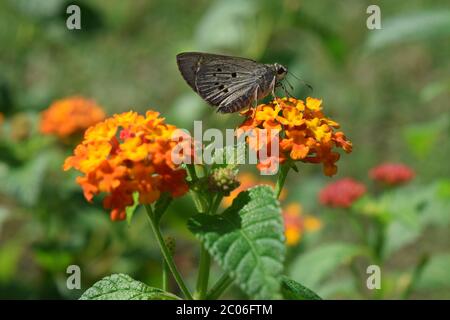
left=176, top=52, right=288, bottom=113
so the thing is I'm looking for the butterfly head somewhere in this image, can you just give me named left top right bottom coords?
left=274, top=63, right=288, bottom=82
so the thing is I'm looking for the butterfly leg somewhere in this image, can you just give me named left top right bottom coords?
left=269, top=77, right=281, bottom=107
left=252, top=85, right=259, bottom=108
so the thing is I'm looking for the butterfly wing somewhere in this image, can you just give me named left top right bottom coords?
left=176, top=52, right=273, bottom=113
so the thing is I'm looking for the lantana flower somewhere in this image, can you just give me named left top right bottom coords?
left=283, top=203, right=322, bottom=246
left=64, top=111, right=189, bottom=221
left=319, top=178, right=366, bottom=208
left=238, top=97, right=352, bottom=176
left=40, top=96, right=105, bottom=138
left=369, top=163, right=415, bottom=186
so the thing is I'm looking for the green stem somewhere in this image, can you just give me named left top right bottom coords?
left=194, top=245, right=211, bottom=299
left=350, top=259, right=366, bottom=298
left=348, top=210, right=367, bottom=245
left=194, top=194, right=222, bottom=299
left=144, top=204, right=193, bottom=299
left=274, top=163, right=290, bottom=199
left=186, top=164, right=209, bottom=213
left=186, top=164, right=197, bottom=181
left=373, top=218, right=386, bottom=264
left=209, top=194, right=223, bottom=215
left=402, top=254, right=429, bottom=299
left=206, top=273, right=234, bottom=300
left=162, top=261, right=169, bottom=291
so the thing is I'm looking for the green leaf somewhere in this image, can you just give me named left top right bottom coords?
left=125, top=192, right=140, bottom=226
left=316, top=276, right=358, bottom=299
left=80, top=274, right=180, bottom=300
left=188, top=185, right=285, bottom=299
left=415, top=254, right=450, bottom=294
left=154, top=192, right=173, bottom=223
left=366, top=10, right=450, bottom=51
left=403, top=116, right=449, bottom=159
left=384, top=221, right=422, bottom=258
left=0, top=241, right=23, bottom=282
left=281, top=276, right=322, bottom=300
left=289, top=243, right=363, bottom=289
left=0, top=152, right=49, bottom=206
left=195, top=0, right=275, bottom=58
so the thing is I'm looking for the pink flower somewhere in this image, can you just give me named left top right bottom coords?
left=369, top=163, right=415, bottom=186
left=319, top=178, right=366, bottom=208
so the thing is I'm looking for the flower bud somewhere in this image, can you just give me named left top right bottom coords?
left=208, top=167, right=240, bottom=196
left=164, top=236, right=176, bottom=256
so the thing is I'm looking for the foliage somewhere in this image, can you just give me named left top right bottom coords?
left=0, top=0, right=449, bottom=300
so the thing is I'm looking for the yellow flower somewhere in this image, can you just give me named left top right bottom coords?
left=119, top=136, right=149, bottom=161
left=64, top=110, right=189, bottom=221
left=279, top=106, right=304, bottom=127
left=306, top=118, right=331, bottom=142
left=305, top=97, right=322, bottom=111
left=239, top=97, right=352, bottom=176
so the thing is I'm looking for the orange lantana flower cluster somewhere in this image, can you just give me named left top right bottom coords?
left=40, top=96, right=105, bottom=138
left=239, top=97, right=352, bottom=176
left=64, top=111, right=189, bottom=221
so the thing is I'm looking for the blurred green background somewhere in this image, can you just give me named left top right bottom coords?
left=0, top=0, right=449, bottom=299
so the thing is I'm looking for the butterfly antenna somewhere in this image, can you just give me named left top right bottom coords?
left=288, top=72, right=313, bottom=92
left=280, top=83, right=292, bottom=98
left=285, top=77, right=295, bottom=92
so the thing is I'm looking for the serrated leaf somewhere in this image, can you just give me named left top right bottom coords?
left=80, top=274, right=180, bottom=300
left=289, top=243, right=363, bottom=289
left=188, top=185, right=285, bottom=299
left=281, top=276, right=322, bottom=300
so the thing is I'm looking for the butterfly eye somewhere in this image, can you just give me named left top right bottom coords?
left=277, top=67, right=286, bottom=75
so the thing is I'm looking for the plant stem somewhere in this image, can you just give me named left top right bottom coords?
left=402, top=253, right=429, bottom=299
left=144, top=204, right=193, bottom=300
left=194, top=194, right=222, bottom=299
left=373, top=218, right=386, bottom=264
left=186, top=164, right=209, bottom=213
left=350, top=259, right=366, bottom=298
left=162, top=260, right=169, bottom=291
left=274, top=163, right=290, bottom=199
left=186, top=164, right=197, bottom=181
left=209, top=194, right=223, bottom=215
left=206, top=273, right=234, bottom=300
left=194, top=245, right=211, bottom=299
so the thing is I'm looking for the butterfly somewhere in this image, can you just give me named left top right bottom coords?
left=176, top=52, right=288, bottom=113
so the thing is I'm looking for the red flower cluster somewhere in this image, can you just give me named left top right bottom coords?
left=369, top=163, right=415, bottom=186
left=319, top=178, right=366, bottom=208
